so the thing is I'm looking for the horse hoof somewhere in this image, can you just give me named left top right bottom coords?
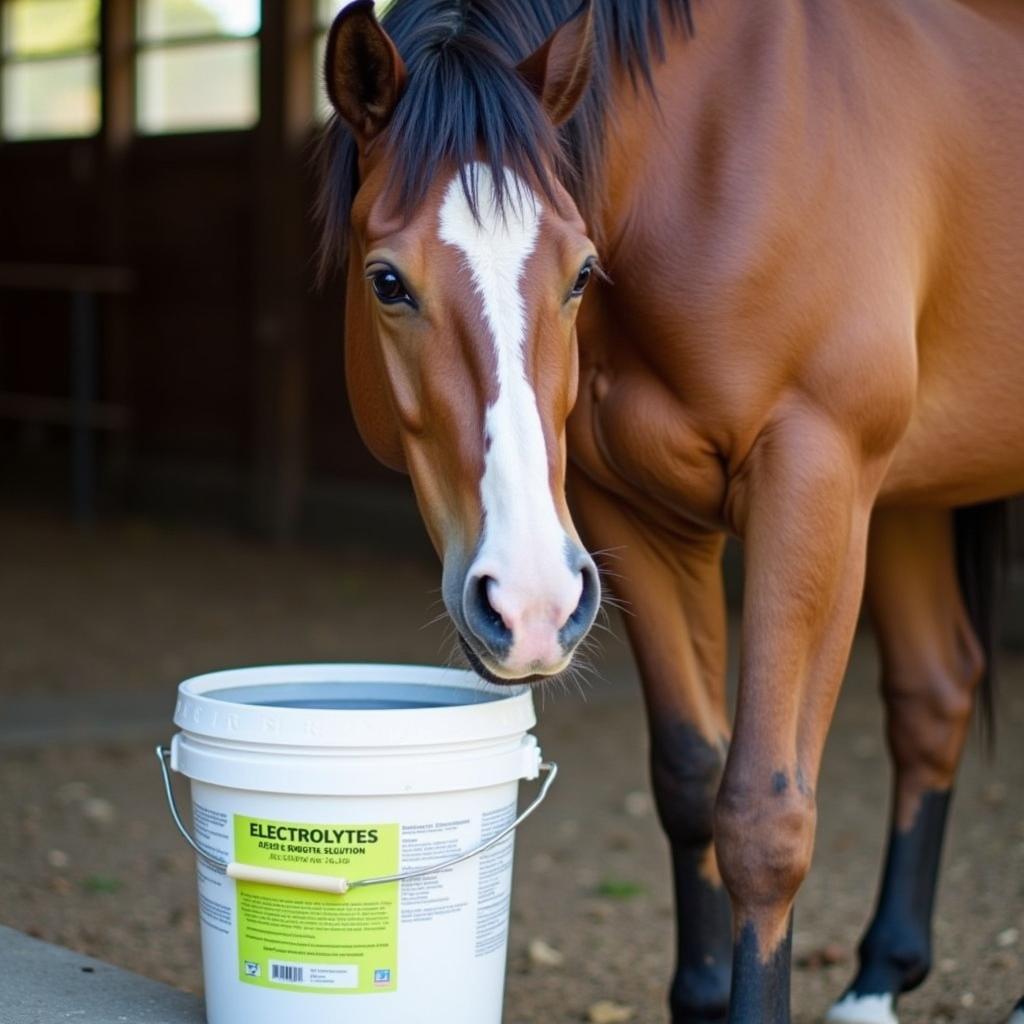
left=825, top=993, right=898, bottom=1024
left=1007, top=999, right=1024, bottom=1024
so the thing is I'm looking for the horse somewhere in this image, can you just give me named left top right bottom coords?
left=316, top=0, right=1024, bottom=1020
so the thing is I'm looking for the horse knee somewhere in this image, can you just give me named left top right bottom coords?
left=650, top=723, right=724, bottom=849
left=714, top=776, right=816, bottom=912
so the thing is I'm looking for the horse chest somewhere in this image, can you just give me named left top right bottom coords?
left=569, top=362, right=731, bottom=531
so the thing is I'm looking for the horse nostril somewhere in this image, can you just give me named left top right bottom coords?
left=560, top=560, right=600, bottom=649
left=464, top=574, right=513, bottom=658
left=477, top=575, right=506, bottom=631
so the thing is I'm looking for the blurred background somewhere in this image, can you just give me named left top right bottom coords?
left=0, top=2, right=1022, bottom=1022
left=0, top=0, right=422, bottom=546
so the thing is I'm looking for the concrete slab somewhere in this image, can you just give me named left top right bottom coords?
left=0, top=925, right=205, bottom=1024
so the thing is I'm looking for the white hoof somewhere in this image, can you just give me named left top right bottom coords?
left=825, top=992, right=898, bottom=1024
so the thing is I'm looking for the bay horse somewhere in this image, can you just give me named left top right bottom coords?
left=317, top=0, right=1024, bottom=1020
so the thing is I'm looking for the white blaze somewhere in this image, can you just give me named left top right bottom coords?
left=439, top=163, right=581, bottom=674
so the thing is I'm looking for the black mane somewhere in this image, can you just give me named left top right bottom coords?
left=315, top=0, right=693, bottom=281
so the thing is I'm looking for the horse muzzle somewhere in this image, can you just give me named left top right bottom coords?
left=455, top=543, right=600, bottom=682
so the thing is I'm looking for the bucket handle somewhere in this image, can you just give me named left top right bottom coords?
left=155, top=744, right=557, bottom=896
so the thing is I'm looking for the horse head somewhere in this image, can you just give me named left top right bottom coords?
left=322, top=1, right=601, bottom=682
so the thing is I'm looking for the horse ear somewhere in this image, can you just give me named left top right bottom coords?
left=516, top=0, right=595, bottom=126
left=325, top=0, right=407, bottom=146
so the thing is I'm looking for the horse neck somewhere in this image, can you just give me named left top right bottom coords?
left=592, top=0, right=821, bottom=261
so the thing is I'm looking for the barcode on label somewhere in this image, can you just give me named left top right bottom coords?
left=270, top=963, right=304, bottom=983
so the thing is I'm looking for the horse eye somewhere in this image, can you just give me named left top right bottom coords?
left=571, top=264, right=593, bottom=297
left=372, top=270, right=411, bottom=305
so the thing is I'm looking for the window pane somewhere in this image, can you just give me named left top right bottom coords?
left=137, top=0, right=260, bottom=43
left=3, top=0, right=99, bottom=57
left=136, top=39, right=259, bottom=133
left=2, top=54, right=99, bottom=138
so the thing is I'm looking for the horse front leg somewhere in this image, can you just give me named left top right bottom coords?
left=570, top=469, right=733, bottom=1023
left=828, top=507, right=985, bottom=1024
left=715, top=409, right=883, bottom=1024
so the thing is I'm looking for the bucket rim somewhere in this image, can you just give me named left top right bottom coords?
left=173, top=662, right=537, bottom=749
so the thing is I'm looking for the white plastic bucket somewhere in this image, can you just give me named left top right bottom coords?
left=159, top=663, right=553, bottom=1024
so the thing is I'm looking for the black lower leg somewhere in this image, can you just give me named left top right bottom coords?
left=651, top=724, right=732, bottom=1023
left=668, top=844, right=733, bottom=1022
left=846, top=790, right=951, bottom=999
left=728, top=918, right=792, bottom=1024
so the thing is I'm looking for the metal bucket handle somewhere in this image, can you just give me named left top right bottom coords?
left=155, top=743, right=557, bottom=895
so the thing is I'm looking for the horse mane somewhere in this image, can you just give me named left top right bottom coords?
left=315, top=0, right=693, bottom=284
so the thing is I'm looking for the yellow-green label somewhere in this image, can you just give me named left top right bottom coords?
left=233, top=815, right=399, bottom=994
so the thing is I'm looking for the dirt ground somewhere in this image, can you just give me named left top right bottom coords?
left=1, top=508, right=1022, bottom=1023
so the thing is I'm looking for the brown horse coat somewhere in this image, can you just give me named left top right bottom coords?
left=321, top=1, right=1024, bottom=1020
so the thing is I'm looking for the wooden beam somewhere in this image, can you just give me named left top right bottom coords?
left=248, top=0, right=315, bottom=541
left=99, top=0, right=135, bottom=511
left=0, top=392, right=131, bottom=431
left=101, top=0, right=134, bottom=155
left=0, top=262, right=133, bottom=293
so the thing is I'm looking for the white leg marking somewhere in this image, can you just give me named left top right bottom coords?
left=1007, top=1007, right=1024, bottom=1024
left=439, top=163, right=580, bottom=673
left=825, top=993, right=898, bottom=1024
